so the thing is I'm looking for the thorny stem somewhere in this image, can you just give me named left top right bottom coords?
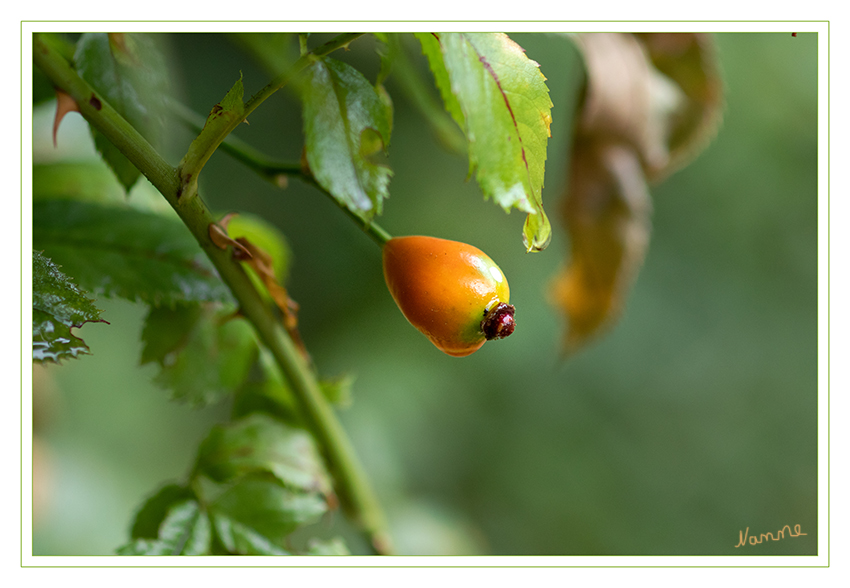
left=33, top=32, right=392, bottom=555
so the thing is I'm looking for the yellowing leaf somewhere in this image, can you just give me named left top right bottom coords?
left=551, top=141, right=651, bottom=353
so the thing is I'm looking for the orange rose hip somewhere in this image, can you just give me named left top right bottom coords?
left=382, top=236, right=515, bottom=357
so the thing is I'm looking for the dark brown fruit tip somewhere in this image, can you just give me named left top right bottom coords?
left=481, top=302, right=516, bottom=340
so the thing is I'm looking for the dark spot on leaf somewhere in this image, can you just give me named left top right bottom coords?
left=89, top=95, right=102, bottom=110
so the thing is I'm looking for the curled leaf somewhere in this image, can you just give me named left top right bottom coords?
left=636, top=33, right=724, bottom=180
left=572, top=32, right=682, bottom=175
left=212, top=214, right=304, bottom=357
left=209, top=221, right=251, bottom=258
left=551, top=140, right=651, bottom=352
left=551, top=33, right=722, bottom=352
left=234, top=236, right=298, bottom=324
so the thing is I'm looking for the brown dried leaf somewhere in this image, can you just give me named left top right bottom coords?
left=209, top=217, right=306, bottom=358
left=209, top=222, right=252, bottom=259
left=53, top=89, right=80, bottom=147
left=636, top=33, right=724, bottom=181
left=234, top=237, right=306, bottom=356
left=572, top=32, right=684, bottom=176
left=550, top=33, right=722, bottom=352
left=551, top=140, right=651, bottom=353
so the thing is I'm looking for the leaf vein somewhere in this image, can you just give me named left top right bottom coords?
left=464, top=34, right=530, bottom=174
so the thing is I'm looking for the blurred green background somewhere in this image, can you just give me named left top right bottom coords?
left=32, top=31, right=818, bottom=556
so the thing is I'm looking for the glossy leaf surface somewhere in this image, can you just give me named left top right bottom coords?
left=300, top=57, right=393, bottom=219
left=32, top=250, right=105, bottom=362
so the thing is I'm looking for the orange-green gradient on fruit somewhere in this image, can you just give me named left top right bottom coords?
left=382, top=236, right=511, bottom=357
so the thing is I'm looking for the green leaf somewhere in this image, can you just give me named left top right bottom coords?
left=32, top=250, right=105, bottom=363
left=208, top=477, right=327, bottom=553
left=33, top=161, right=177, bottom=214
left=139, top=303, right=202, bottom=365
left=34, top=162, right=127, bottom=205
left=231, top=347, right=301, bottom=423
left=372, top=33, right=397, bottom=140
left=421, top=33, right=553, bottom=252
left=33, top=199, right=231, bottom=306
left=415, top=33, right=466, bottom=135
left=75, top=33, right=170, bottom=192
left=300, top=57, right=393, bottom=219
left=319, top=373, right=355, bottom=408
left=118, top=500, right=211, bottom=555
left=129, top=483, right=197, bottom=539
left=141, top=304, right=257, bottom=406
left=305, top=537, right=350, bottom=555
left=196, top=414, right=333, bottom=498
left=373, top=33, right=397, bottom=88
left=211, top=516, right=290, bottom=555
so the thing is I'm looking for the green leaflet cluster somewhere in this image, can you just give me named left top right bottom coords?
left=34, top=31, right=562, bottom=556
left=296, top=33, right=554, bottom=250
left=118, top=414, right=345, bottom=555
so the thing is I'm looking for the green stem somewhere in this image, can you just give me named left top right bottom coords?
left=176, top=33, right=364, bottom=205
left=34, top=33, right=392, bottom=556
left=169, top=98, right=393, bottom=247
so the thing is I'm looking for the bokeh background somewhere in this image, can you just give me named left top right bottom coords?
left=32, top=31, right=818, bottom=556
